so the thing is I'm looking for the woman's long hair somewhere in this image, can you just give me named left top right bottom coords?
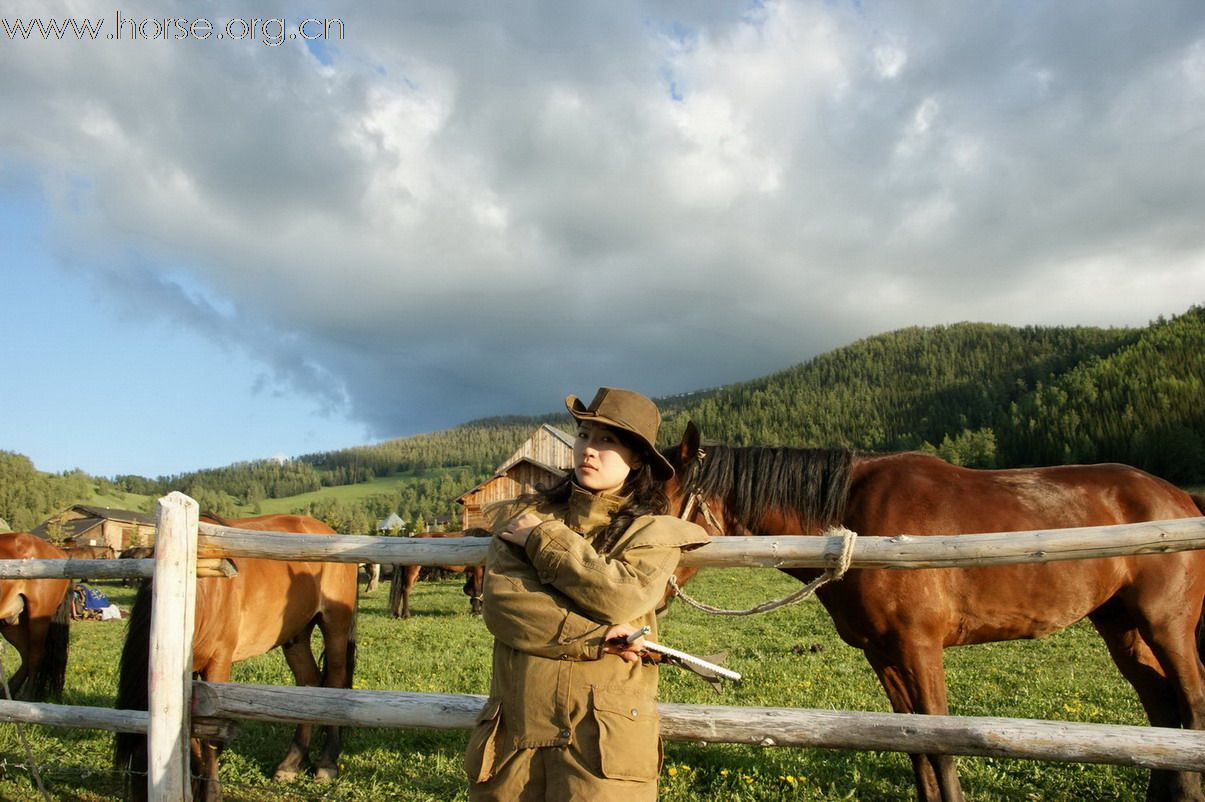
left=517, top=425, right=668, bottom=554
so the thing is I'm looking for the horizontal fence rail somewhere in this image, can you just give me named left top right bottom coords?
left=0, top=700, right=235, bottom=741
left=9, top=683, right=1205, bottom=773
left=191, top=682, right=1205, bottom=772
left=0, top=558, right=153, bottom=580
left=194, top=515, right=1205, bottom=569
left=0, top=700, right=148, bottom=733
left=3, top=516, right=1205, bottom=580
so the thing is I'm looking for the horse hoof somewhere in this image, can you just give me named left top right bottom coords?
left=272, top=767, right=300, bottom=782
left=314, top=764, right=338, bottom=784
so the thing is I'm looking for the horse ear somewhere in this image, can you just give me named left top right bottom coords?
left=679, top=421, right=702, bottom=463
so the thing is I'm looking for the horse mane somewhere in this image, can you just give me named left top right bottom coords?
left=684, top=444, right=854, bottom=532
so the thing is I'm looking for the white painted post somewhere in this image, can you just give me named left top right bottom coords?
left=148, top=492, right=199, bottom=801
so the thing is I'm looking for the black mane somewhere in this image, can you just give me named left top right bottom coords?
left=681, top=444, right=853, bottom=532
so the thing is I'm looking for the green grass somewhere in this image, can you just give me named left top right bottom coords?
left=0, top=569, right=1159, bottom=801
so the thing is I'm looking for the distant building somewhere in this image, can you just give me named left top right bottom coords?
left=455, top=424, right=574, bottom=530
left=378, top=512, right=406, bottom=533
left=32, top=505, right=156, bottom=551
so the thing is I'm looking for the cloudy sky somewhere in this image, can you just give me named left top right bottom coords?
left=2, top=1, right=1204, bottom=478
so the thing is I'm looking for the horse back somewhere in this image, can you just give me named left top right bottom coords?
left=822, top=453, right=1205, bottom=646
left=846, top=452, right=1200, bottom=535
left=0, top=534, right=70, bottom=620
left=0, top=532, right=69, bottom=561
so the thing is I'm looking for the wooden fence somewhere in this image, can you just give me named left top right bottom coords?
left=3, top=490, right=1205, bottom=799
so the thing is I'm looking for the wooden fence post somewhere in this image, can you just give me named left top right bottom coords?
left=148, top=492, right=199, bottom=801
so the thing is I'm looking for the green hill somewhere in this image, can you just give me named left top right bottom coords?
left=4, top=305, right=1203, bottom=534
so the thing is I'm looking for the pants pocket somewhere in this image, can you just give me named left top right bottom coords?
left=590, top=688, right=661, bottom=782
left=464, top=698, right=507, bottom=783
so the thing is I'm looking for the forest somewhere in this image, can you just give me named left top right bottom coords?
left=2, top=306, right=1202, bottom=534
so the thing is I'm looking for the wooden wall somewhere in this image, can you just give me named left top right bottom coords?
left=460, top=462, right=564, bottom=529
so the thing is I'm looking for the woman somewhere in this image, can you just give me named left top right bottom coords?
left=465, top=387, right=710, bottom=801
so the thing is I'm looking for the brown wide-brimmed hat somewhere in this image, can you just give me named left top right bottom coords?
left=565, top=387, right=674, bottom=481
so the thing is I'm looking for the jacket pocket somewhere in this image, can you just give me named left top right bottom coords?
left=464, top=698, right=509, bottom=783
left=590, top=688, right=662, bottom=781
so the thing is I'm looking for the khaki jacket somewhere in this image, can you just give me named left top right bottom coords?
left=466, top=485, right=709, bottom=784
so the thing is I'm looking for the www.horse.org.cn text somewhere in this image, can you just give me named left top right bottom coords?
left=1, top=13, right=345, bottom=46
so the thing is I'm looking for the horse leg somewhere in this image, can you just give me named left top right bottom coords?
left=473, top=567, right=484, bottom=615
left=193, top=662, right=231, bottom=802
left=389, top=566, right=404, bottom=618
left=193, top=738, right=225, bottom=802
left=0, top=622, right=30, bottom=699
left=273, top=630, right=323, bottom=782
left=1091, top=603, right=1205, bottom=802
left=311, top=612, right=355, bottom=783
left=864, top=640, right=964, bottom=802
left=464, top=567, right=484, bottom=616
left=401, top=565, right=420, bottom=619
left=16, top=613, right=49, bottom=702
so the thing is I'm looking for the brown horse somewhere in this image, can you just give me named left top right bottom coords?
left=389, top=529, right=487, bottom=619
left=0, top=533, right=72, bottom=701
left=64, top=544, right=117, bottom=560
left=662, top=423, right=1205, bottom=802
left=119, top=546, right=155, bottom=586
left=114, top=514, right=358, bottom=802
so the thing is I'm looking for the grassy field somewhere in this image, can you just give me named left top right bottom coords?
left=83, top=488, right=153, bottom=512
left=80, top=469, right=471, bottom=520
left=0, top=567, right=1161, bottom=801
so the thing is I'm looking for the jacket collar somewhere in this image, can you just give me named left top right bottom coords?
left=566, top=483, right=628, bottom=535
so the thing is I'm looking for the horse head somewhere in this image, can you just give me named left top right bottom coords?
left=662, top=421, right=731, bottom=533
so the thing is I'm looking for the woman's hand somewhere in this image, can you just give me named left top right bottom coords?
left=603, top=624, right=646, bottom=663
left=497, top=512, right=544, bottom=548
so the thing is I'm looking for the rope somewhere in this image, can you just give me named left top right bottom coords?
left=668, top=527, right=858, bottom=616
left=0, top=644, right=53, bottom=802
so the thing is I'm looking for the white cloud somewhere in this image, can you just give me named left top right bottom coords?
left=2, top=0, right=1204, bottom=440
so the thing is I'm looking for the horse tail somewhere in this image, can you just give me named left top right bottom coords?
left=30, top=587, right=72, bottom=701
left=1199, top=596, right=1205, bottom=669
left=113, top=581, right=153, bottom=802
left=347, top=581, right=358, bottom=689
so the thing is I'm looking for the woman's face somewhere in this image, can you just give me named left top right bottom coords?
left=573, top=421, right=642, bottom=494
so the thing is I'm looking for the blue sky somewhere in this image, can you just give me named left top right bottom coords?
left=2, top=1, right=1204, bottom=478
left=1, top=168, right=368, bottom=475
